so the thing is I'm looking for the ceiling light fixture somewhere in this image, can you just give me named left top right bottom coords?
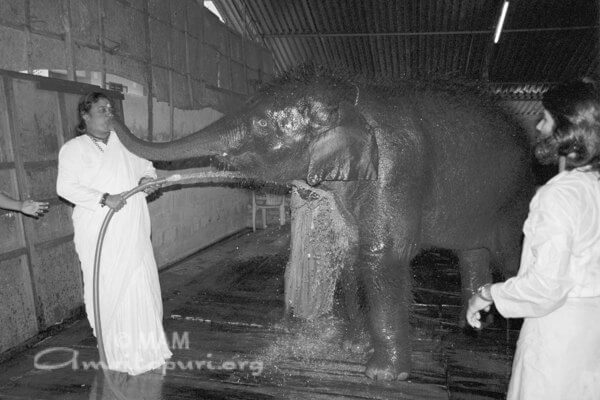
left=493, top=0, right=510, bottom=44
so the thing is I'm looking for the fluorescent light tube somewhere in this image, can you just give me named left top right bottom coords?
left=494, top=1, right=510, bottom=44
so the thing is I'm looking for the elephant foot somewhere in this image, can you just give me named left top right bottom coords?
left=364, top=350, right=410, bottom=381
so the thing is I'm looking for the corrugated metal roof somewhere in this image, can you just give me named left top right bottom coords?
left=213, top=0, right=599, bottom=106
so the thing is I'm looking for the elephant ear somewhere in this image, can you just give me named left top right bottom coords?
left=306, top=124, right=378, bottom=186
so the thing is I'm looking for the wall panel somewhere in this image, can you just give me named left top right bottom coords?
left=149, top=176, right=252, bottom=267
left=105, top=53, right=146, bottom=85
left=34, top=241, right=82, bottom=327
left=230, top=33, right=243, bottom=63
left=0, top=70, right=124, bottom=354
left=104, top=1, right=147, bottom=61
left=188, top=36, right=203, bottom=81
left=69, top=0, right=99, bottom=45
left=202, top=46, right=220, bottom=87
left=231, top=61, right=246, bottom=94
left=148, top=0, right=170, bottom=23
left=0, top=1, right=274, bottom=113
left=151, top=66, right=169, bottom=102
left=73, top=45, right=103, bottom=73
left=187, top=4, right=204, bottom=39
left=171, top=29, right=187, bottom=75
left=0, top=256, right=37, bottom=353
left=172, top=71, right=190, bottom=108
left=0, top=28, right=27, bottom=72
left=61, top=93, right=81, bottom=142
left=204, top=13, right=228, bottom=55
left=30, top=0, right=64, bottom=36
left=11, top=80, right=61, bottom=162
left=33, top=204, right=73, bottom=244
left=0, top=0, right=25, bottom=26
left=24, top=164, right=58, bottom=200
left=30, top=34, right=67, bottom=71
left=149, top=19, right=170, bottom=69
left=170, top=0, right=188, bottom=29
left=0, top=211, right=21, bottom=254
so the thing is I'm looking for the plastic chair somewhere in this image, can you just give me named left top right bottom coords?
left=252, top=192, right=286, bottom=231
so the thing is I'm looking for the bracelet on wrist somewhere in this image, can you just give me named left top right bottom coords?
left=99, top=192, right=109, bottom=207
left=476, top=283, right=493, bottom=302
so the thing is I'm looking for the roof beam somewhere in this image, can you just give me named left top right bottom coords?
left=261, top=25, right=598, bottom=38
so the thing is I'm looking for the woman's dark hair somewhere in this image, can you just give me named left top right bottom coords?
left=75, top=92, right=111, bottom=136
left=536, top=78, right=600, bottom=171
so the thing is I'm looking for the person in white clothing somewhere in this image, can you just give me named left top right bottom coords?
left=57, top=92, right=171, bottom=375
left=466, top=78, right=600, bottom=399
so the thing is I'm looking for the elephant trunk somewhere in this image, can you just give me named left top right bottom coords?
left=110, top=117, right=245, bottom=162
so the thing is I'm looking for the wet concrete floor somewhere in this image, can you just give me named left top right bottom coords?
left=0, top=225, right=518, bottom=399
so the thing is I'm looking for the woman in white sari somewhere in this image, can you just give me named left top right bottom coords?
left=57, top=92, right=171, bottom=375
left=466, top=79, right=600, bottom=399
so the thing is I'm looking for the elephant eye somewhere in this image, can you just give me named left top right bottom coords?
left=258, top=119, right=268, bottom=127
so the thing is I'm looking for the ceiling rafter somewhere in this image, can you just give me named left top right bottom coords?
left=259, top=25, right=598, bottom=38
left=213, top=0, right=599, bottom=105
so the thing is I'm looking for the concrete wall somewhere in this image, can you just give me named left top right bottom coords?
left=0, top=0, right=275, bottom=111
left=121, top=92, right=225, bottom=142
left=0, top=0, right=276, bottom=357
left=150, top=170, right=252, bottom=267
left=0, top=73, right=90, bottom=355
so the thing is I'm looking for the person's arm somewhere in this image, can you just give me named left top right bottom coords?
left=56, top=142, right=106, bottom=210
left=490, top=183, right=577, bottom=319
left=491, top=239, right=573, bottom=318
left=0, top=192, right=24, bottom=212
left=0, top=192, right=49, bottom=216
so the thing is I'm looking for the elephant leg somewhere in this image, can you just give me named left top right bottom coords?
left=492, top=212, right=525, bottom=278
left=360, top=242, right=412, bottom=381
left=456, top=248, right=492, bottom=328
left=340, top=263, right=369, bottom=354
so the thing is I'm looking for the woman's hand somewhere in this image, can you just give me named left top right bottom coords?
left=104, top=193, right=126, bottom=211
left=20, top=199, right=49, bottom=217
left=466, top=286, right=494, bottom=329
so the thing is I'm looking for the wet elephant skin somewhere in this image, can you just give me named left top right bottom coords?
left=112, top=68, right=535, bottom=381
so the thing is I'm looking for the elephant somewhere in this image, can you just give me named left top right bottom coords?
left=110, top=68, right=535, bottom=381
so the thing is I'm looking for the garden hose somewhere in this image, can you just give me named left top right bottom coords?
left=93, top=171, right=243, bottom=369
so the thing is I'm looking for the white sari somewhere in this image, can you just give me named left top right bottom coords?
left=57, top=132, right=172, bottom=375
